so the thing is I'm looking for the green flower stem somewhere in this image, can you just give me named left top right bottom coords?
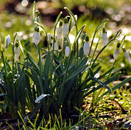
left=91, top=36, right=100, bottom=62
left=107, top=59, right=117, bottom=79
left=1, top=51, right=7, bottom=76
left=12, top=43, right=15, bottom=78
left=49, top=12, right=62, bottom=89
left=34, top=22, right=47, bottom=36
left=58, top=52, right=72, bottom=106
left=12, top=43, right=15, bottom=104
left=37, top=43, right=42, bottom=76
left=89, top=30, right=97, bottom=56
left=54, top=11, right=63, bottom=39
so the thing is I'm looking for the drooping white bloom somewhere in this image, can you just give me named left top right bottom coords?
left=35, top=94, right=50, bottom=103
left=5, top=35, right=11, bottom=48
left=57, top=21, right=63, bottom=41
left=125, top=50, right=131, bottom=63
left=63, top=23, right=69, bottom=37
left=32, top=31, right=41, bottom=45
left=14, top=47, right=20, bottom=61
left=113, top=48, right=120, bottom=59
left=63, top=17, right=69, bottom=37
left=102, top=33, right=108, bottom=46
left=52, top=42, right=58, bottom=50
left=83, top=41, right=90, bottom=56
left=65, top=46, right=70, bottom=57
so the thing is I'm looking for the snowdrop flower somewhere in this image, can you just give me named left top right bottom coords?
left=5, top=35, right=10, bottom=48
left=65, top=46, right=70, bottom=57
left=113, top=49, right=120, bottom=60
left=57, top=20, right=63, bottom=41
left=52, top=42, right=58, bottom=50
left=83, top=36, right=90, bottom=56
left=113, top=43, right=121, bottom=59
left=123, top=49, right=131, bottom=63
left=14, top=42, right=20, bottom=61
left=63, top=17, right=69, bottom=37
left=32, top=28, right=41, bottom=45
left=35, top=94, right=50, bottom=103
left=102, top=28, right=108, bottom=46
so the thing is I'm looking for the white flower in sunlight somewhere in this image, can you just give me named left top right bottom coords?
left=63, top=17, right=69, bottom=37
left=69, top=34, right=75, bottom=44
left=52, top=42, right=58, bottom=50
left=5, top=35, right=11, bottom=48
left=113, top=48, right=120, bottom=59
left=125, top=50, right=131, bottom=63
left=102, top=33, right=108, bottom=46
left=65, top=46, right=70, bottom=57
left=83, top=41, right=90, bottom=56
left=57, top=21, right=63, bottom=41
left=32, top=31, right=41, bottom=45
left=113, top=43, right=121, bottom=60
left=14, top=47, right=20, bottom=61
left=63, top=23, right=69, bottom=37
left=35, top=94, right=50, bottom=103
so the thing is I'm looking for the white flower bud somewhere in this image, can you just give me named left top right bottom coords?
left=125, top=50, right=131, bottom=63
left=113, top=48, right=120, bottom=59
left=5, top=35, right=11, bottom=48
left=83, top=41, right=90, bottom=56
left=14, top=47, right=20, bottom=61
left=32, top=31, right=41, bottom=45
left=65, top=46, right=70, bottom=57
left=102, top=33, right=108, bottom=46
left=35, top=94, right=50, bottom=103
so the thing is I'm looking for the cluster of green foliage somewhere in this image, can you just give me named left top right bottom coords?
left=0, top=2, right=131, bottom=129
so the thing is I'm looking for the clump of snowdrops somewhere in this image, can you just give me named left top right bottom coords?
left=0, top=2, right=131, bottom=119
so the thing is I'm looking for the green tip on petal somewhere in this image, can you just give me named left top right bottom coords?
left=85, top=36, right=89, bottom=42
left=117, top=43, right=121, bottom=48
